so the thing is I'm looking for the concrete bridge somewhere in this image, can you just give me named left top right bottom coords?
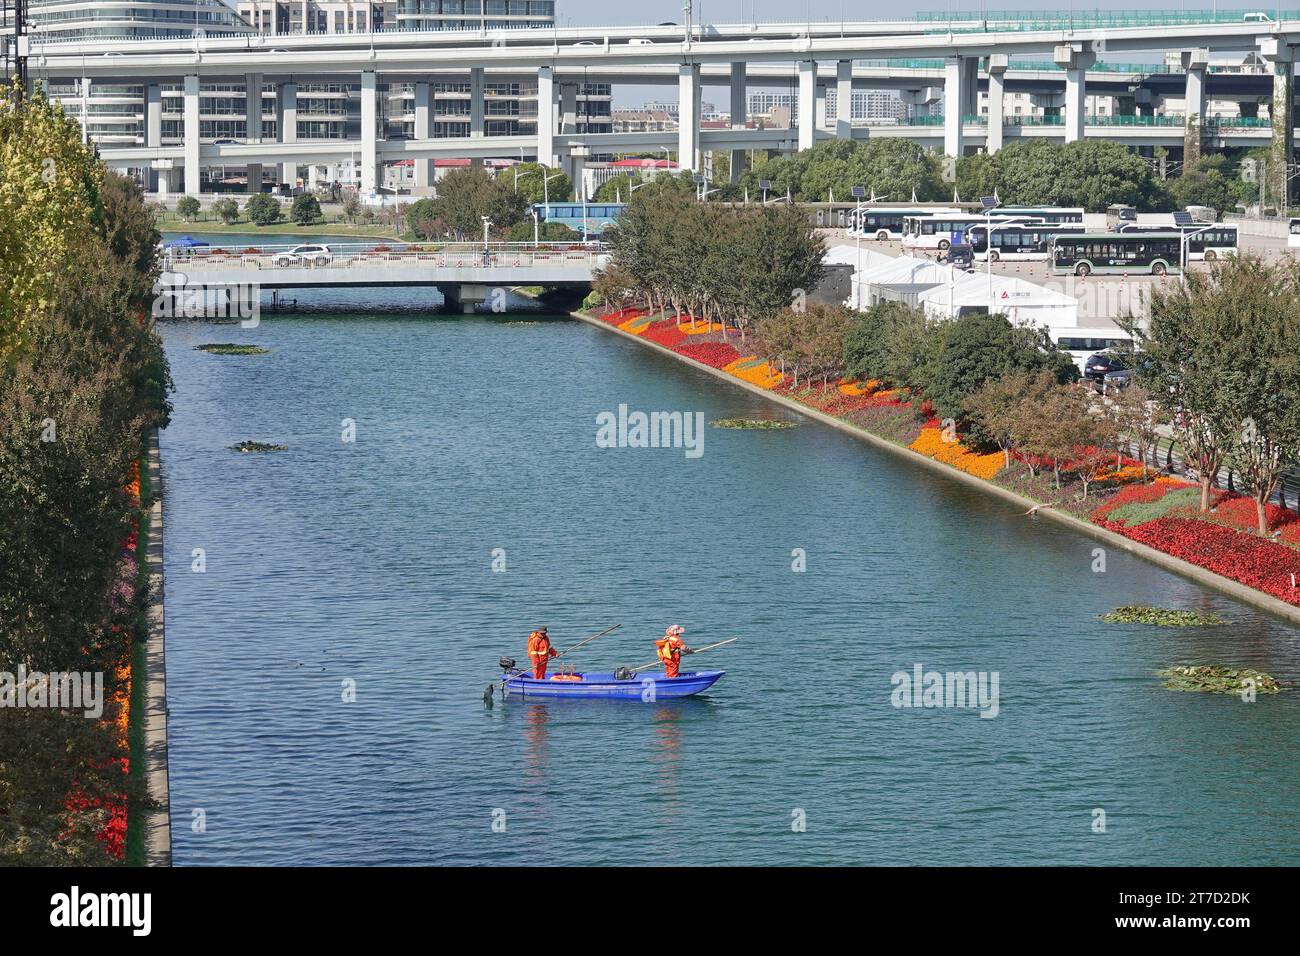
left=25, top=13, right=1300, bottom=202
left=159, top=241, right=608, bottom=312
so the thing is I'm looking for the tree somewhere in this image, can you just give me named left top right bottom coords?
left=175, top=195, right=201, bottom=221
left=212, top=197, right=240, bottom=224
left=505, top=220, right=579, bottom=243
left=842, top=302, right=936, bottom=388
left=1123, top=254, right=1300, bottom=518
left=97, top=172, right=162, bottom=307
left=738, top=138, right=944, bottom=204
left=511, top=162, right=573, bottom=204
left=594, top=173, right=637, bottom=203
left=244, top=192, right=282, bottom=226
left=340, top=190, right=361, bottom=223
left=963, top=370, right=1058, bottom=468
left=1168, top=155, right=1251, bottom=218
left=1106, top=383, right=1166, bottom=477
left=956, top=139, right=1168, bottom=212
left=921, top=312, right=1078, bottom=426
left=430, top=166, right=529, bottom=239
left=290, top=193, right=322, bottom=226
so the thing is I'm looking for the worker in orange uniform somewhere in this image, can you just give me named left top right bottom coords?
left=527, top=626, right=559, bottom=679
left=655, top=625, right=692, bottom=678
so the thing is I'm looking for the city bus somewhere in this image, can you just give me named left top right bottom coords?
left=849, top=206, right=961, bottom=241
left=901, top=213, right=1043, bottom=251
left=1050, top=232, right=1183, bottom=276
left=1289, top=218, right=1300, bottom=249
left=534, top=202, right=624, bottom=237
left=1118, top=222, right=1238, bottom=260
left=966, top=222, right=1086, bottom=261
left=998, top=206, right=1085, bottom=225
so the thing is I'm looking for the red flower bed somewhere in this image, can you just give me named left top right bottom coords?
left=1091, top=480, right=1179, bottom=525
left=675, top=341, right=742, bottom=369
left=642, top=319, right=688, bottom=348
left=1194, top=494, right=1300, bottom=534
left=1112, top=518, right=1300, bottom=606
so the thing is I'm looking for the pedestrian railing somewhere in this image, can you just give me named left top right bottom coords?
left=164, top=241, right=608, bottom=272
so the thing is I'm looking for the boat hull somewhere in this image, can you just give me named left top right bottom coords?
left=502, top=670, right=725, bottom=700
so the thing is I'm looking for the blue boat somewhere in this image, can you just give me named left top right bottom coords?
left=502, top=669, right=725, bottom=700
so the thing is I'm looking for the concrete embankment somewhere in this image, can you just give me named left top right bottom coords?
left=144, top=429, right=172, bottom=865
left=573, top=309, right=1300, bottom=628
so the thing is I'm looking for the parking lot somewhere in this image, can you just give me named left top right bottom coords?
left=822, top=230, right=1299, bottom=327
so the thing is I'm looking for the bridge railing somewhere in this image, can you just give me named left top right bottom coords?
left=164, top=241, right=609, bottom=271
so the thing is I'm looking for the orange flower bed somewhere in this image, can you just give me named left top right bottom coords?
left=838, top=379, right=880, bottom=397
left=910, top=425, right=1006, bottom=480
left=723, top=356, right=784, bottom=389
left=678, top=318, right=726, bottom=336
left=617, top=314, right=656, bottom=335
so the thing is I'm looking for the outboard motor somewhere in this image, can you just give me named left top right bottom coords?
left=499, top=656, right=517, bottom=673
left=613, top=666, right=633, bottom=681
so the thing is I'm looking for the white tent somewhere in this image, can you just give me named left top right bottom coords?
left=918, top=273, right=1079, bottom=331
left=824, top=244, right=901, bottom=309
left=853, top=255, right=964, bottom=308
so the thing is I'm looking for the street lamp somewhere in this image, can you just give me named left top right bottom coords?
left=531, top=206, right=539, bottom=246
left=850, top=185, right=867, bottom=309
left=481, top=215, right=492, bottom=265
left=1179, top=222, right=1215, bottom=286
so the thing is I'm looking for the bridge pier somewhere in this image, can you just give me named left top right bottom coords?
left=679, top=63, right=701, bottom=171
left=145, top=84, right=162, bottom=191
left=730, top=62, right=748, bottom=183
left=360, top=71, right=377, bottom=194
left=183, top=74, right=200, bottom=195
left=798, top=60, right=817, bottom=151
left=835, top=60, right=853, bottom=139
left=441, top=283, right=490, bottom=314
left=1262, top=38, right=1294, bottom=209
left=278, top=82, right=298, bottom=188
left=943, top=57, right=967, bottom=156
left=1182, top=49, right=1208, bottom=166
left=414, top=82, right=433, bottom=188
left=537, top=66, right=556, bottom=167
left=1055, top=46, right=1096, bottom=143
left=986, top=55, right=1007, bottom=153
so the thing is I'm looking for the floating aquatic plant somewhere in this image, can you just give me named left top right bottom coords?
left=1101, top=605, right=1227, bottom=627
left=1156, top=665, right=1282, bottom=695
left=232, top=441, right=286, bottom=453
left=711, top=418, right=795, bottom=430
left=196, top=343, right=269, bottom=355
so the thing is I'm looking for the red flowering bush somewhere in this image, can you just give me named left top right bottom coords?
left=1091, top=480, right=1179, bottom=526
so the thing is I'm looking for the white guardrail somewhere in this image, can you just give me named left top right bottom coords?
left=162, top=241, right=609, bottom=271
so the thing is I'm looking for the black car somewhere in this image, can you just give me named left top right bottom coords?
left=1083, top=351, right=1127, bottom=383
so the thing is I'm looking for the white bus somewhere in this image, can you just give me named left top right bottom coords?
left=902, top=213, right=1044, bottom=252
left=1288, top=218, right=1300, bottom=248
left=997, top=206, right=1085, bottom=225
left=848, top=206, right=961, bottom=241
left=1118, top=222, right=1238, bottom=260
left=966, top=222, right=1086, bottom=261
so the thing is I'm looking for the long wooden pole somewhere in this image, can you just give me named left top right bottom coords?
left=629, top=636, right=741, bottom=674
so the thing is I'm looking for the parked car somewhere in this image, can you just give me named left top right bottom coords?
left=628, top=38, right=653, bottom=45
left=1083, top=350, right=1127, bottom=383
left=273, top=244, right=332, bottom=266
left=1101, top=367, right=1133, bottom=392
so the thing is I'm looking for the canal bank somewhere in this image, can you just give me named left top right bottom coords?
left=143, top=429, right=171, bottom=865
left=572, top=308, right=1300, bottom=628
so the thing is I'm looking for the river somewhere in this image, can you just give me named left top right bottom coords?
left=157, top=233, right=1300, bottom=866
